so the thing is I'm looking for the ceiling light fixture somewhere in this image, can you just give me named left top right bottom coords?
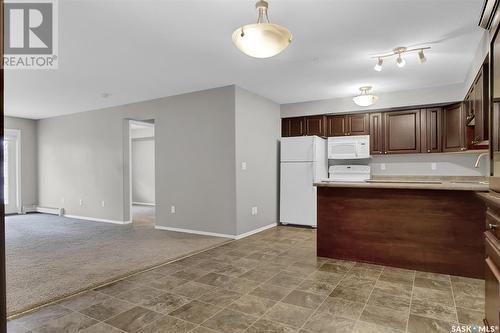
left=232, top=0, right=292, bottom=58
left=353, top=86, right=379, bottom=107
left=374, top=58, right=383, bottom=72
left=372, top=46, right=430, bottom=71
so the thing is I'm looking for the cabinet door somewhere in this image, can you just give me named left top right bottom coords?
left=347, top=113, right=369, bottom=135
left=485, top=232, right=500, bottom=329
left=421, top=108, right=442, bottom=153
left=443, top=103, right=465, bottom=152
left=287, top=117, right=306, bottom=137
left=305, top=115, right=326, bottom=137
left=384, top=110, right=421, bottom=154
left=327, top=115, right=347, bottom=136
left=281, top=118, right=290, bottom=137
left=475, top=72, right=485, bottom=141
left=369, top=113, right=384, bottom=155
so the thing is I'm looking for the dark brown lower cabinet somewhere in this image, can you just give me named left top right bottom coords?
left=479, top=192, right=500, bottom=328
left=318, top=187, right=485, bottom=278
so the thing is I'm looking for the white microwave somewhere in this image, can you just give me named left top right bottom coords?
left=328, top=135, right=370, bottom=159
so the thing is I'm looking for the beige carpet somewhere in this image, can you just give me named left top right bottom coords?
left=6, top=212, right=229, bottom=316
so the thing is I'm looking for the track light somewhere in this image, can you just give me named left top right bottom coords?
left=396, top=54, right=406, bottom=68
left=372, top=46, right=430, bottom=71
left=418, top=49, right=426, bottom=64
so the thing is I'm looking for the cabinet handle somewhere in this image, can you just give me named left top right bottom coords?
left=427, top=149, right=431, bottom=153
left=489, top=223, right=498, bottom=230
left=460, top=147, right=467, bottom=151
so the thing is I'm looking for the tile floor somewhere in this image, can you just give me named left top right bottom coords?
left=7, top=226, right=485, bottom=333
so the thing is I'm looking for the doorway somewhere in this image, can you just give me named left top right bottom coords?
left=3, top=130, right=20, bottom=215
left=129, top=120, right=155, bottom=226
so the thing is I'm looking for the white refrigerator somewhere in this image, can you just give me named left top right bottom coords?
left=280, top=136, right=327, bottom=227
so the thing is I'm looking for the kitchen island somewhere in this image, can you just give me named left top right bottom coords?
left=315, top=177, right=488, bottom=278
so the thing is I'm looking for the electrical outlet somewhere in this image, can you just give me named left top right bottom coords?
left=101, top=201, right=105, bottom=207
left=61, top=197, right=65, bottom=204
left=431, top=163, right=437, bottom=170
left=251, top=206, right=258, bottom=215
left=380, top=163, right=386, bottom=171
left=171, top=205, right=176, bottom=214
left=241, top=162, right=247, bottom=170
left=79, top=199, right=83, bottom=206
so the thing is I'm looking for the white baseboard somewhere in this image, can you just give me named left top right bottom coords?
left=23, top=205, right=64, bottom=216
left=132, top=202, right=155, bottom=207
left=154, top=225, right=234, bottom=238
left=235, top=223, right=277, bottom=240
left=155, top=223, right=277, bottom=240
left=64, top=214, right=132, bottom=225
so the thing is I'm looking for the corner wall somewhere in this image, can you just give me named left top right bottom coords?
left=235, top=87, right=280, bottom=235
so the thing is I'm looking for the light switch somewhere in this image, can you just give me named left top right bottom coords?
left=380, top=163, right=386, bottom=171
left=241, top=162, right=247, bottom=170
left=431, top=163, right=437, bottom=170
left=171, top=206, right=176, bottom=214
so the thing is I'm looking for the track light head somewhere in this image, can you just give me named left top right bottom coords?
left=418, top=49, right=427, bottom=64
left=374, top=58, right=383, bottom=72
left=396, top=54, right=406, bottom=68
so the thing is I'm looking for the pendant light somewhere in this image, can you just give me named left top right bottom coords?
left=232, top=0, right=292, bottom=58
left=353, top=86, right=379, bottom=107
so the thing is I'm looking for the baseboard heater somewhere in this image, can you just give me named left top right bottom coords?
left=22, top=205, right=64, bottom=216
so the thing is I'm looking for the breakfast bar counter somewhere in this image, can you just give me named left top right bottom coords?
left=315, top=178, right=488, bottom=278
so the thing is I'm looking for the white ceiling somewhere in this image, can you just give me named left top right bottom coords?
left=5, top=0, right=485, bottom=119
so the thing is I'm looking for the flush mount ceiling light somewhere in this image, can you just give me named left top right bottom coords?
left=232, top=0, right=292, bottom=58
left=372, top=46, right=430, bottom=71
left=353, top=86, right=379, bottom=107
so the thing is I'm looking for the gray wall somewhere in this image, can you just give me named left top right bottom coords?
left=132, top=139, right=155, bottom=204
left=235, top=87, right=280, bottom=235
left=38, top=86, right=238, bottom=232
left=4, top=116, right=38, bottom=208
left=155, top=86, right=237, bottom=235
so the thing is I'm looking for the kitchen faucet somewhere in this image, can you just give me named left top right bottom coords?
left=474, top=152, right=489, bottom=168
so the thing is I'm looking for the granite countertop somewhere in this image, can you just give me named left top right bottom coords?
left=314, top=176, right=490, bottom=191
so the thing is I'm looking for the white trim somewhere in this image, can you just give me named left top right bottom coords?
left=154, top=225, right=234, bottom=238
left=235, top=223, right=277, bottom=240
left=132, top=202, right=155, bottom=207
left=64, top=214, right=132, bottom=225
left=5, top=129, right=22, bottom=214
left=36, top=206, right=64, bottom=216
left=154, top=223, right=277, bottom=240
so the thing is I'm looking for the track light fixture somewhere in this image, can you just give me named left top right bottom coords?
left=372, top=46, right=430, bottom=71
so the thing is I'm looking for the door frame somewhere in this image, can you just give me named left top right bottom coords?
left=4, top=129, right=21, bottom=215
left=126, top=120, right=155, bottom=224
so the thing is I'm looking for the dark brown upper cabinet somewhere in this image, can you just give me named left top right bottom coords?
left=282, top=117, right=306, bottom=137
left=305, top=115, right=326, bottom=137
left=384, top=110, right=421, bottom=154
left=327, top=113, right=368, bottom=136
left=369, top=113, right=384, bottom=155
left=421, top=108, right=442, bottom=153
left=347, top=114, right=369, bottom=136
left=443, top=103, right=466, bottom=152
left=326, top=115, right=346, bottom=136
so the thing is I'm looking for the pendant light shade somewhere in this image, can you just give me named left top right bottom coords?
left=353, top=86, right=379, bottom=107
left=232, top=1, right=292, bottom=58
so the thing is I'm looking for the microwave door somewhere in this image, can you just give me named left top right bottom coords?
left=330, top=143, right=357, bottom=159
